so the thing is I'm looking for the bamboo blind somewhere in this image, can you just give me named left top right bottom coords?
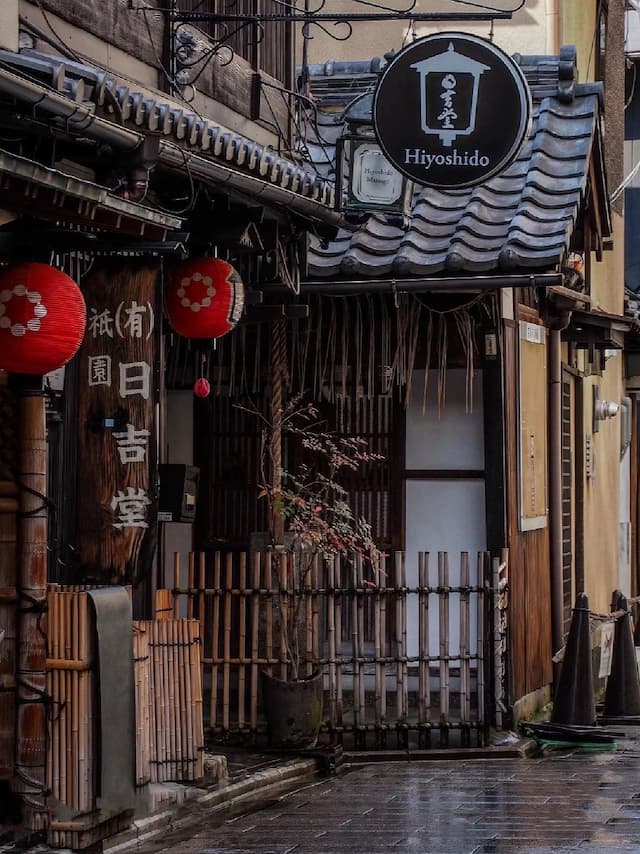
left=169, top=549, right=502, bottom=749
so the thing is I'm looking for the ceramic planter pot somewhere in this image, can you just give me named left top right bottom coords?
left=261, top=669, right=323, bottom=748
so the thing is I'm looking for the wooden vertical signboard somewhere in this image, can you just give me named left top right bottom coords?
left=518, top=321, right=548, bottom=531
left=75, top=264, right=159, bottom=585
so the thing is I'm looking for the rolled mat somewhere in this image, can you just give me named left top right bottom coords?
left=88, top=587, right=135, bottom=813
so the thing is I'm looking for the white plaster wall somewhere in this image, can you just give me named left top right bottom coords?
left=404, top=370, right=486, bottom=657
left=405, top=369, right=484, bottom=469
left=0, top=0, right=18, bottom=51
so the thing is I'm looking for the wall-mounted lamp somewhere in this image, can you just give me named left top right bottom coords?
left=336, top=93, right=413, bottom=220
left=593, top=385, right=620, bottom=433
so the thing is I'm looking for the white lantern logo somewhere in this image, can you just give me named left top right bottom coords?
left=411, top=42, right=490, bottom=147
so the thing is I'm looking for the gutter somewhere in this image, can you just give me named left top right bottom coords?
left=300, top=273, right=565, bottom=294
left=0, top=66, right=347, bottom=229
left=158, top=141, right=345, bottom=229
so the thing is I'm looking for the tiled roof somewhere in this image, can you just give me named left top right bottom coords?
left=304, top=50, right=611, bottom=278
left=0, top=48, right=336, bottom=215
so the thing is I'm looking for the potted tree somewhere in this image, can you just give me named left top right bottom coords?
left=242, top=396, right=383, bottom=748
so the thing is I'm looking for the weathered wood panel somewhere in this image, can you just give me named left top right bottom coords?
left=75, top=264, right=159, bottom=585
left=0, top=382, right=17, bottom=780
left=504, top=319, right=553, bottom=702
left=39, top=0, right=291, bottom=133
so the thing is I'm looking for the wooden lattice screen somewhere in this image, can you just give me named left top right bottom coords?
left=169, top=549, right=504, bottom=750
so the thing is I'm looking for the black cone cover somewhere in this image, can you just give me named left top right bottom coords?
left=551, top=593, right=596, bottom=726
left=604, top=593, right=640, bottom=717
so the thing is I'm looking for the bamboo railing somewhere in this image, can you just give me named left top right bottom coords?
left=168, top=548, right=506, bottom=750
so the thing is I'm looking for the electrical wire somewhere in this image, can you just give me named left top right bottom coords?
left=33, top=0, right=84, bottom=64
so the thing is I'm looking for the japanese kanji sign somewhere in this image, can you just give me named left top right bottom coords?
left=75, top=264, right=159, bottom=583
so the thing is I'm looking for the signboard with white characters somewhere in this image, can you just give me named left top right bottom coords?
left=373, top=33, right=531, bottom=190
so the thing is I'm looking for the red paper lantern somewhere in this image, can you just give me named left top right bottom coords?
left=0, top=263, right=86, bottom=375
left=193, top=377, right=211, bottom=398
left=166, top=258, right=244, bottom=340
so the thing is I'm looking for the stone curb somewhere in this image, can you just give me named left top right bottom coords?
left=103, top=758, right=319, bottom=853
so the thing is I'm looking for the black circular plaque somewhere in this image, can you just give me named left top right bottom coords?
left=373, top=33, right=531, bottom=190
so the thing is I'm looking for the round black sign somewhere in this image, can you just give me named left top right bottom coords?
left=373, top=33, right=531, bottom=190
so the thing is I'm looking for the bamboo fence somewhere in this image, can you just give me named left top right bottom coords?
left=133, top=619, right=204, bottom=784
left=46, top=589, right=95, bottom=817
left=168, top=548, right=505, bottom=749
left=44, top=587, right=204, bottom=848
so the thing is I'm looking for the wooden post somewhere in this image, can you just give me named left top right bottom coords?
left=0, top=479, right=18, bottom=780
left=0, top=378, right=18, bottom=783
left=15, top=384, right=49, bottom=829
left=270, top=318, right=287, bottom=545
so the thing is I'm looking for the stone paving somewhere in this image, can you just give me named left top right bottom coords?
left=132, top=738, right=640, bottom=854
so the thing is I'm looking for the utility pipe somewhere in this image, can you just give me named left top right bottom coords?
left=0, top=66, right=142, bottom=151
left=549, top=320, right=569, bottom=660
left=157, top=141, right=345, bottom=228
left=299, top=273, right=565, bottom=295
left=546, top=0, right=560, bottom=56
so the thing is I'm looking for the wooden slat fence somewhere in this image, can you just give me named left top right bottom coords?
left=168, top=549, right=508, bottom=749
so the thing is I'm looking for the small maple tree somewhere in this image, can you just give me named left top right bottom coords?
left=239, top=395, right=384, bottom=680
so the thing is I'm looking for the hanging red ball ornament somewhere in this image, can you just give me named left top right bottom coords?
left=193, top=377, right=211, bottom=398
left=166, top=258, right=244, bottom=339
left=0, top=262, right=86, bottom=375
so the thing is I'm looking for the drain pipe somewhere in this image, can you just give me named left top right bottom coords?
left=549, top=313, right=571, bottom=660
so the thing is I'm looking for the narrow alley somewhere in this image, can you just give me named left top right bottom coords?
left=125, top=741, right=640, bottom=854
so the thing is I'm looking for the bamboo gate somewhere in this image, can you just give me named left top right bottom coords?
left=168, top=548, right=509, bottom=750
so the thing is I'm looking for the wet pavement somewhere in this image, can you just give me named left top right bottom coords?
left=128, top=735, right=640, bottom=854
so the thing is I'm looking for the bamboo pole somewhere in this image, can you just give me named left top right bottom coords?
left=327, top=556, right=336, bottom=729
left=401, top=552, right=408, bottom=723
left=187, top=553, right=195, bottom=620
left=198, top=552, right=206, bottom=633
left=181, top=621, right=193, bottom=778
left=72, top=593, right=80, bottom=809
left=250, top=553, right=260, bottom=733
left=460, top=552, right=470, bottom=741
left=439, top=552, right=450, bottom=747
left=357, top=554, right=365, bottom=730
left=170, top=620, right=180, bottom=781
left=238, top=552, right=247, bottom=730
left=173, top=553, right=180, bottom=619
left=493, top=555, right=503, bottom=731
left=351, top=557, right=361, bottom=731
left=305, top=554, right=313, bottom=678
left=312, top=554, right=320, bottom=671
left=418, top=553, right=427, bottom=734
left=335, top=556, right=343, bottom=732
left=210, top=552, right=221, bottom=729
left=15, top=387, right=49, bottom=828
left=379, top=553, right=386, bottom=729
left=189, top=620, right=204, bottom=778
left=265, top=551, right=273, bottom=680
left=374, top=554, right=382, bottom=732
left=155, top=621, right=166, bottom=782
left=279, top=552, right=288, bottom=681
left=476, top=552, right=485, bottom=739
left=223, top=554, right=232, bottom=731
left=0, top=478, right=18, bottom=780
left=394, top=553, right=403, bottom=725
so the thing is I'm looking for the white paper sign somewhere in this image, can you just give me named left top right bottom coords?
left=599, top=622, right=615, bottom=679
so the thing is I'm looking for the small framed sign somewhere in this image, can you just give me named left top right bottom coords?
left=337, top=131, right=413, bottom=215
left=373, top=33, right=531, bottom=190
